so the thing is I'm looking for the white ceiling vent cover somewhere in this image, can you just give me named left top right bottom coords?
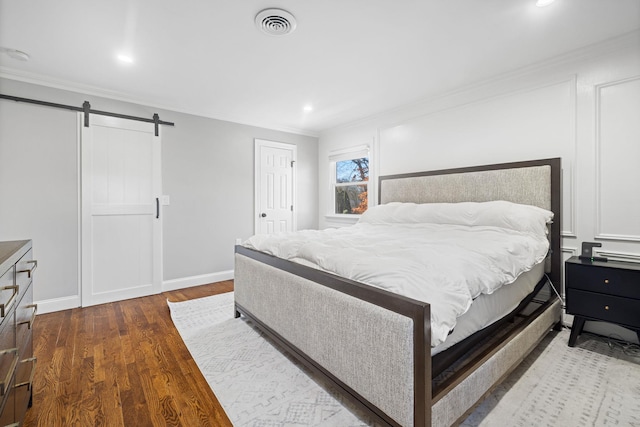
left=255, top=8, right=297, bottom=36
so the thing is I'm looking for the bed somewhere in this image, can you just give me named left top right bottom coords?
left=233, top=158, right=562, bottom=427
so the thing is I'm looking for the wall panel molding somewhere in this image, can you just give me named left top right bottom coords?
left=379, top=77, right=577, bottom=237
left=593, top=248, right=640, bottom=263
left=594, top=75, right=640, bottom=242
left=562, top=74, right=577, bottom=238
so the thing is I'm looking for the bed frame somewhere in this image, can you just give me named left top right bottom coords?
left=234, top=158, right=562, bottom=427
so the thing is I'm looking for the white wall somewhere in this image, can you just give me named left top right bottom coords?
left=0, top=78, right=318, bottom=313
left=318, top=32, right=640, bottom=342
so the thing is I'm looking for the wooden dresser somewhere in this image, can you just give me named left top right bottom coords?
left=0, top=240, right=36, bottom=426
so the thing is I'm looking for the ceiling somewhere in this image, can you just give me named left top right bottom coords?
left=1, top=1, right=639, bottom=136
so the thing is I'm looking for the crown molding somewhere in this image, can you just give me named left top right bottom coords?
left=0, top=67, right=319, bottom=138
left=322, top=29, right=640, bottom=135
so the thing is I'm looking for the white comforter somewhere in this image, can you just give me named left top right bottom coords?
left=243, top=221, right=550, bottom=347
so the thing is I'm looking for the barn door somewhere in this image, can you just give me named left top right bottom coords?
left=81, top=114, right=162, bottom=306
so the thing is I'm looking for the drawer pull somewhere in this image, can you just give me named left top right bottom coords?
left=17, top=259, right=38, bottom=279
left=604, top=279, right=609, bottom=284
left=18, top=304, right=38, bottom=329
left=604, top=305, right=609, bottom=310
left=0, top=347, right=19, bottom=396
left=15, top=357, right=37, bottom=391
left=0, top=285, right=19, bottom=317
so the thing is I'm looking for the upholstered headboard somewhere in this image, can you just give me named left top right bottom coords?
left=378, top=158, right=562, bottom=290
left=379, top=165, right=551, bottom=210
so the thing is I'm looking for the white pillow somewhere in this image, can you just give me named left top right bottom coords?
left=358, top=201, right=553, bottom=236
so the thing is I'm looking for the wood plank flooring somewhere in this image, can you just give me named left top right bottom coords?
left=24, top=281, right=235, bottom=427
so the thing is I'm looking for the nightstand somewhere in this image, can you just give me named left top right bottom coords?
left=565, top=256, right=640, bottom=347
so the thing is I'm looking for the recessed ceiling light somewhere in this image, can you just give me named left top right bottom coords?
left=536, top=0, right=555, bottom=7
left=117, top=53, right=134, bottom=64
left=303, top=105, right=313, bottom=112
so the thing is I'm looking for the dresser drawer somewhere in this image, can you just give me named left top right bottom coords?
left=566, top=262, right=640, bottom=299
left=14, top=333, right=34, bottom=421
left=16, top=283, right=35, bottom=356
left=14, top=280, right=34, bottom=423
left=15, top=249, right=35, bottom=306
left=567, top=289, right=640, bottom=329
left=0, top=267, right=17, bottom=328
left=0, top=378, right=14, bottom=427
left=0, top=311, right=17, bottom=405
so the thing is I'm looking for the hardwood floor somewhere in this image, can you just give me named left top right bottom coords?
left=24, top=281, right=235, bottom=427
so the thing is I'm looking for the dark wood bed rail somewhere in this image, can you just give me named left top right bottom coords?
left=235, top=245, right=431, bottom=426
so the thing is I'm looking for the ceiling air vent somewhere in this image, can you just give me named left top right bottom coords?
left=255, top=8, right=297, bottom=36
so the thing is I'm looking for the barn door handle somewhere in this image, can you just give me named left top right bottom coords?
left=260, top=213, right=267, bottom=218
left=156, top=198, right=160, bottom=219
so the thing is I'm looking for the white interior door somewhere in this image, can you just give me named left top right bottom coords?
left=81, top=114, right=162, bottom=306
left=255, top=139, right=296, bottom=234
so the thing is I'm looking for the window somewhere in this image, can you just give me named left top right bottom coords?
left=330, top=147, right=369, bottom=215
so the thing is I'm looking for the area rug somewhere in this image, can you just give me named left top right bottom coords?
left=168, top=292, right=640, bottom=426
left=168, top=292, right=377, bottom=426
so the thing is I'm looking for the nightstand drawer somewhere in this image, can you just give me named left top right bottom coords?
left=566, top=262, right=640, bottom=299
left=567, top=289, right=640, bottom=329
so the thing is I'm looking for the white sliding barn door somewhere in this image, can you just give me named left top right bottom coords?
left=81, top=115, right=162, bottom=306
left=255, top=139, right=296, bottom=234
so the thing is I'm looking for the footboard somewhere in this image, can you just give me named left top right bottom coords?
left=234, top=247, right=431, bottom=427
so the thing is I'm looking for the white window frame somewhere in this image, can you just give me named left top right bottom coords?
left=328, top=145, right=370, bottom=220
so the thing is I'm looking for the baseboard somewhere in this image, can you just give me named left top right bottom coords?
left=34, top=271, right=234, bottom=314
left=162, top=270, right=234, bottom=292
left=35, top=295, right=81, bottom=314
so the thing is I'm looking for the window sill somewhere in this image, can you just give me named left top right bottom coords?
left=324, top=214, right=360, bottom=226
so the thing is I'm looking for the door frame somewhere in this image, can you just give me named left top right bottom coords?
left=254, top=139, right=297, bottom=234
left=79, top=113, right=163, bottom=306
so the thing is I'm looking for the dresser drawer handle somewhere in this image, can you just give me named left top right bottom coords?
left=0, top=347, right=19, bottom=396
left=15, top=357, right=37, bottom=391
left=604, top=305, right=610, bottom=310
left=18, top=304, right=38, bottom=329
left=0, top=285, right=19, bottom=318
left=17, top=259, right=38, bottom=279
left=604, top=279, right=609, bottom=284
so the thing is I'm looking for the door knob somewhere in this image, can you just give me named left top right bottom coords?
left=261, top=213, right=267, bottom=218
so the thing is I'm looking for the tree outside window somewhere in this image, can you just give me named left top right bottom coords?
left=334, top=157, right=369, bottom=214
